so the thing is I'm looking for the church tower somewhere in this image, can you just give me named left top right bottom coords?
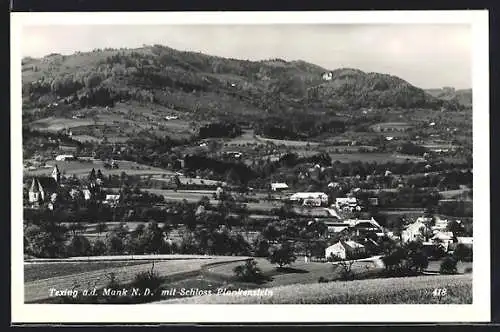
left=28, top=178, right=41, bottom=204
left=51, top=165, right=61, bottom=183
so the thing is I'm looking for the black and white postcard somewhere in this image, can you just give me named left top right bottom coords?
left=10, top=10, right=490, bottom=323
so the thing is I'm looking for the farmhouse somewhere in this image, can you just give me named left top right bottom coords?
left=271, top=182, right=289, bottom=192
left=346, top=218, right=384, bottom=234
left=324, top=217, right=382, bottom=236
left=323, top=221, right=350, bottom=233
left=290, top=192, right=329, bottom=206
left=325, top=240, right=365, bottom=260
left=352, top=221, right=381, bottom=233
left=432, top=231, right=454, bottom=251
left=431, top=217, right=449, bottom=232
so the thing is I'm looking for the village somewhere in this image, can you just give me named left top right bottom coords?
left=20, top=36, right=474, bottom=305
left=23, top=147, right=473, bottom=272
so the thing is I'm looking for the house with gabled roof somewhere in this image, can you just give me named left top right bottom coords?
left=325, top=240, right=365, bottom=260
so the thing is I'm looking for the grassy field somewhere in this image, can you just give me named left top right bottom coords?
left=330, top=153, right=424, bottom=163
left=160, top=274, right=472, bottom=304
left=71, top=134, right=103, bottom=143
left=425, top=260, right=473, bottom=274
left=29, top=117, right=95, bottom=132
left=142, top=188, right=286, bottom=212
left=24, top=261, right=154, bottom=282
left=254, top=134, right=321, bottom=147
left=205, top=257, right=382, bottom=288
left=152, top=175, right=225, bottom=187
left=225, top=130, right=322, bottom=148
left=225, top=130, right=261, bottom=146
left=27, top=101, right=194, bottom=141
left=24, top=256, right=248, bottom=303
left=24, top=159, right=175, bottom=178
left=439, top=189, right=472, bottom=199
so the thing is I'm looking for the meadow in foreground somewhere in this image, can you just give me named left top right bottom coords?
left=159, top=274, right=472, bottom=304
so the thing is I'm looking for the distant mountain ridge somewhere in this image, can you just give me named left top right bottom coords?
left=21, top=44, right=463, bottom=114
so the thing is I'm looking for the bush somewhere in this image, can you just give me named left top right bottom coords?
left=318, top=276, right=329, bottom=283
left=233, top=259, right=265, bottom=283
left=91, top=239, right=107, bottom=256
left=326, top=253, right=342, bottom=262
left=67, top=235, right=92, bottom=257
left=424, top=244, right=447, bottom=260
left=440, top=257, right=458, bottom=275
left=131, top=263, right=164, bottom=296
left=382, top=241, right=429, bottom=276
left=453, top=244, right=473, bottom=262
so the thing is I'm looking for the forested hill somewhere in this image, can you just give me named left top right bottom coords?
left=425, top=87, right=472, bottom=109
left=22, top=44, right=460, bottom=115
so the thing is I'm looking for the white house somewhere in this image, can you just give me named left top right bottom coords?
left=335, top=197, right=358, bottom=209
left=345, top=217, right=383, bottom=230
left=322, top=72, right=333, bottom=81
left=271, top=182, right=289, bottom=192
left=290, top=192, right=329, bottom=205
left=55, top=154, right=75, bottom=161
left=457, top=237, right=473, bottom=246
left=303, top=198, right=322, bottom=207
left=327, top=182, right=341, bottom=189
left=431, top=216, right=449, bottom=232
left=105, top=194, right=121, bottom=205
left=325, top=240, right=365, bottom=260
left=401, top=220, right=427, bottom=243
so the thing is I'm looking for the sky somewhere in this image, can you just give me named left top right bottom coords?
left=21, top=24, right=472, bottom=89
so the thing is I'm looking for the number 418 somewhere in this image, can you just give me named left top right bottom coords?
left=432, top=288, right=447, bottom=297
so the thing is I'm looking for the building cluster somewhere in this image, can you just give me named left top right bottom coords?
left=401, top=216, right=472, bottom=252
left=26, top=166, right=119, bottom=209
left=321, top=218, right=387, bottom=260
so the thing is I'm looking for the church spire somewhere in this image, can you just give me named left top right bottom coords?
left=51, top=165, right=61, bottom=183
left=30, top=177, right=39, bottom=192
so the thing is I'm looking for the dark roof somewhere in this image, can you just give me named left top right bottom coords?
left=35, top=177, right=58, bottom=193
left=354, top=222, right=379, bottom=229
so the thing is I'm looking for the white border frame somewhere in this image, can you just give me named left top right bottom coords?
left=11, top=10, right=490, bottom=323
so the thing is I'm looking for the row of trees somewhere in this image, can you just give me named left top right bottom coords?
left=198, top=122, right=242, bottom=139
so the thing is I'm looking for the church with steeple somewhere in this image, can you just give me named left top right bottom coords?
left=28, top=165, right=61, bottom=207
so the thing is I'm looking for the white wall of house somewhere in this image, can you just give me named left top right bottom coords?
left=325, top=242, right=347, bottom=259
